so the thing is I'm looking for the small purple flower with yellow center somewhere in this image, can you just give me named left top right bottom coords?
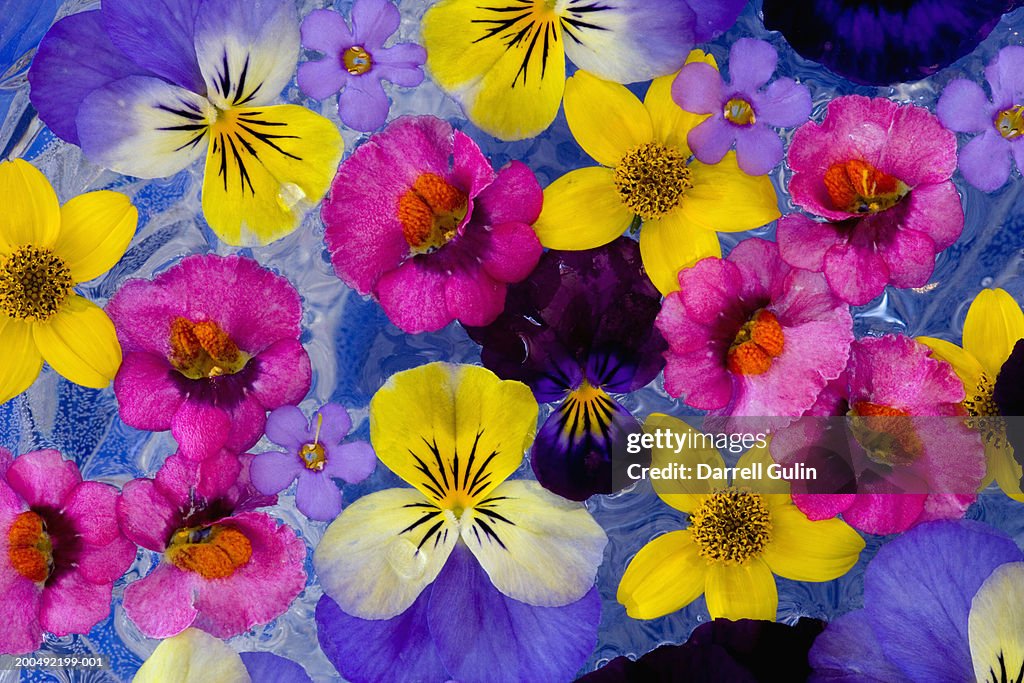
left=250, top=403, right=376, bottom=521
left=672, top=38, right=812, bottom=176
left=298, top=0, right=426, bottom=132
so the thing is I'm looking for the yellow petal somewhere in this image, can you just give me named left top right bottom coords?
left=0, top=316, right=43, bottom=404
left=969, top=562, right=1024, bottom=683
left=313, top=487, right=457, bottom=619
left=679, top=152, right=781, bottom=233
left=32, top=295, right=121, bottom=389
left=704, top=558, right=778, bottom=621
left=133, top=628, right=250, bottom=683
left=989, top=442, right=1024, bottom=502
left=462, top=480, right=607, bottom=607
left=963, top=288, right=1024, bottom=378
left=369, top=362, right=537, bottom=506
left=644, top=50, right=717, bottom=153
left=564, top=70, right=653, bottom=167
left=616, top=529, right=707, bottom=619
left=916, top=335, right=985, bottom=390
left=639, top=206, right=721, bottom=295
left=0, top=159, right=60, bottom=252
left=201, top=104, right=343, bottom=246
left=760, top=503, right=864, bottom=581
left=737, top=440, right=791, bottom=495
left=423, top=0, right=566, bottom=140
left=534, top=166, right=633, bottom=250
left=53, top=190, right=137, bottom=283
left=645, top=413, right=725, bottom=511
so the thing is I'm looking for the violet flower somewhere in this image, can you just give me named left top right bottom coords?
left=673, top=38, right=812, bottom=176
left=298, top=0, right=426, bottom=132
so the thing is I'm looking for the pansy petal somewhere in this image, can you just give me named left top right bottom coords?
left=564, top=70, right=654, bottom=167
left=0, top=317, right=43, bottom=405
left=134, top=629, right=250, bottom=683
left=33, top=295, right=121, bottom=389
left=0, top=159, right=60, bottom=251
left=969, top=562, right=1024, bottom=683
left=704, top=558, right=777, bottom=621
left=964, top=287, right=1024, bottom=378
left=679, top=153, right=781, bottom=232
left=201, top=104, right=343, bottom=246
left=53, top=190, right=137, bottom=284
left=640, top=206, right=722, bottom=295
left=102, top=0, right=204, bottom=92
left=761, top=504, right=864, bottom=581
left=239, top=652, right=313, bottom=683
left=534, top=167, right=633, bottom=250
left=314, top=487, right=457, bottom=619
left=616, top=529, right=707, bottom=619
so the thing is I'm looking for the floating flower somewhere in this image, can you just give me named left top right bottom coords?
left=578, top=618, right=825, bottom=682
left=617, top=415, right=864, bottom=621
left=322, top=115, right=543, bottom=333
left=250, top=402, right=376, bottom=521
left=465, top=237, right=666, bottom=500
left=0, top=159, right=136, bottom=403
left=672, top=38, right=812, bottom=176
left=656, top=238, right=853, bottom=432
left=777, top=95, right=964, bottom=305
left=297, top=0, right=426, bottom=132
left=772, top=335, right=986, bottom=535
left=117, top=451, right=305, bottom=638
left=762, top=0, right=1020, bottom=85
left=106, top=254, right=311, bottom=460
left=28, top=0, right=343, bottom=246
left=534, top=59, right=781, bottom=295
left=314, top=363, right=606, bottom=683
left=0, top=448, right=135, bottom=654
left=421, top=0, right=745, bottom=140
left=938, top=46, right=1024, bottom=192
left=811, top=520, right=1024, bottom=682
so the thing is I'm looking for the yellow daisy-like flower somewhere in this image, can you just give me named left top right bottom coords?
left=917, top=288, right=1024, bottom=502
left=617, top=414, right=864, bottom=621
left=0, top=159, right=134, bottom=403
left=534, top=53, right=781, bottom=295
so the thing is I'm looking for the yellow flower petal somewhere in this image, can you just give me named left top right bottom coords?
left=736, top=440, right=791, bottom=495
left=423, top=0, right=566, bottom=140
left=679, top=152, right=780, bottom=233
left=133, top=628, right=250, bottom=683
left=760, top=503, right=864, bottom=581
left=989, top=442, right=1024, bottom=502
left=616, top=529, right=707, bottom=619
left=646, top=413, right=725, bottom=511
left=639, top=206, right=721, bottom=295
left=0, top=159, right=60, bottom=252
left=704, top=558, right=778, bottom=621
left=968, top=562, right=1024, bottom=683
left=534, top=166, right=633, bottom=250
left=644, top=50, right=717, bottom=153
left=369, top=363, right=537, bottom=506
left=0, top=316, right=43, bottom=404
left=916, top=335, right=985, bottom=390
left=564, top=70, right=653, bottom=167
left=53, top=190, right=137, bottom=283
left=462, top=480, right=607, bottom=607
left=32, top=295, right=121, bottom=389
left=201, top=104, right=343, bottom=246
left=963, top=288, right=1024, bottom=378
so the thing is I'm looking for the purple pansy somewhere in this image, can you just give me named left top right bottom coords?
left=298, top=0, right=426, bottom=132
left=672, top=38, right=812, bottom=176
left=465, top=237, right=666, bottom=501
left=250, top=403, right=376, bottom=521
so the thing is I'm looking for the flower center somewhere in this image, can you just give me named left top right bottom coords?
left=614, top=142, right=692, bottom=220
left=7, top=511, right=53, bottom=583
left=723, top=97, right=756, bottom=126
left=0, top=245, right=73, bottom=321
left=342, top=46, right=373, bottom=76
left=964, top=373, right=1007, bottom=447
left=397, top=173, right=468, bottom=254
left=727, top=309, right=784, bottom=376
left=301, top=442, right=327, bottom=471
left=996, top=105, right=1024, bottom=140
left=689, top=489, right=772, bottom=564
left=166, top=524, right=253, bottom=579
left=168, top=317, right=250, bottom=380
left=824, top=159, right=909, bottom=214
left=848, top=401, right=921, bottom=466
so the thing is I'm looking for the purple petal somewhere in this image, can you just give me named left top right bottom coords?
left=265, top=405, right=313, bottom=449
left=102, top=0, right=204, bottom=92
left=1013, top=139, right=1024, bottom=176
left=314, top=403, right=354, bottom=444
left=687, top=116, right=736, bottom=165
left=750, top=78, right=812, bottom=127
left=300, top=8, right=353, bottom=55
left=687, top=0, right=746, bottom=42
left=427, top=545, right=601, bottom=683
left=810, top=610, right=906, bottom=681
left=351, top=0, right=401, bottom=49
left=985, top=45, right=1024, bottom=110
left=338, top=77, right=390, bottom=132
left=734, top=124, right=784, bottom=175
left=295, top=470, right=342, bottom=521
left=297, top=58, right=348, bottom=101
left=249, top=450, right=302, bottom=496
left=373, top=43, right=427, bottom=87
left=239, top=652, right=313, bottom=683
left=937, top=79, right=996, bottom=133
left=958, top=129, right=1013, bottom=192
left=672, top=61, right=724, bottom=115
left=324, top=442, right=376, bottom=484
left=727, top=38, right=777, bottom=93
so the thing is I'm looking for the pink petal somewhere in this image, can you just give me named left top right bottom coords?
left=113, top=352, right=183, bottom=431
left=445, top=268, right=505, bottom=327
left=172, top=402, right=231, bottom=461
left=62, top=481, right=121, bottom=545
left=918, top=494, right=976, bottom=524
left=897, top=182, right=964, bottom=251
left=116, top=479, right=179, bottom=551
left=473, top=160, right=543, bottom=227
left=452, top=130, right=497, bottom=200
left=39, top=571, right=113, bottom=636
left=730, top=237, right=791, bottom=302
left=663, top=346, right=733, bottom=409
left=776, top=213, right=842, bottom=272
left=879, top=228, right=937, bottom=289
left=376, top=258, right=452, bottom=333
left=841, top=493, right=927, bottom=535
left=76, top=536, right=137, bottom=585
left=247, top=339, right=312, bottom=413
left=876, top=102, right=957, bottom=186
left=223, top=396, right=271, bottom=454
left=677, top=255, right=744, bottom=325
left=6, top=450, right=81, bottom=509
left=105, top=278, right=177, bottom=354
left=822, top=241, right=890, bottom=306
left=480, top=222, right=543, bottom=284
left=790, top=493, right=856, bottom=521
left=123, top=564, right=200, bottom=638
left=0, top=570, right=41, bottom=653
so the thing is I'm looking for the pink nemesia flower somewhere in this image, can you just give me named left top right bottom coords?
left=777, top=95, right=964, bottom=305
left=655, top=238, right=853, bottom=432
left=0, top=448, right=135, bottom=654
left=106, top=254, right=312, bottom=460
left=322, top=115, right=543, bottom=333
left=116, top=451, right=306, bottom=639
left=772, top=335, right=986, bottom=535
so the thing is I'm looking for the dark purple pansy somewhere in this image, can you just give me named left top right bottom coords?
left=465, top=237, right=667, bottom=501
left=762, top=0, right=1021, bottom=85
left=994, top=339, right=1024, bottom=483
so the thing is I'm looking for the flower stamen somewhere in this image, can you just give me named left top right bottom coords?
left=996, top=105, right=1024, bottom=140
left=166, top=524, right=253, bottom=579
left=7, top=511, right=53, bottom=583
left=168, top=317, right=250, bottom=380
left=689, top=489, right=772, bottom=564
left=614, top=142, right=692, bottom=220
left=397, top=173, right=467, bottom=253
left=824, top=159, right=909, bottom=214
left=849, top=401, right=921, bottom=466
left=724, top=97, right=756, bottom=126
left=727, top=309, right=784, bottom=375
left=300, top=413, right=327, bottom=471
left=964, top=373, right=1007, bottom=447
left=0, top=245, right=72, bottom=321
left=342, top=46, right=373, bottom=76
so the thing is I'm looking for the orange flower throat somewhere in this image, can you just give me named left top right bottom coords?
left=728, top=309, right=785, bottom=376
left=169, top=317, right=250, bottom=380
left=166, top=524, right=252, bottom=579
left=397, top=173, right=467, bottom=253
left=824, top=159, right=908, bottom=214
left=8, top=511, right=53, bottom=583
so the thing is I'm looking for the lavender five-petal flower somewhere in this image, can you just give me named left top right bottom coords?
left=297, top=0, right=426, bottom=132
left=672, top=38, right=811, bottom=176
